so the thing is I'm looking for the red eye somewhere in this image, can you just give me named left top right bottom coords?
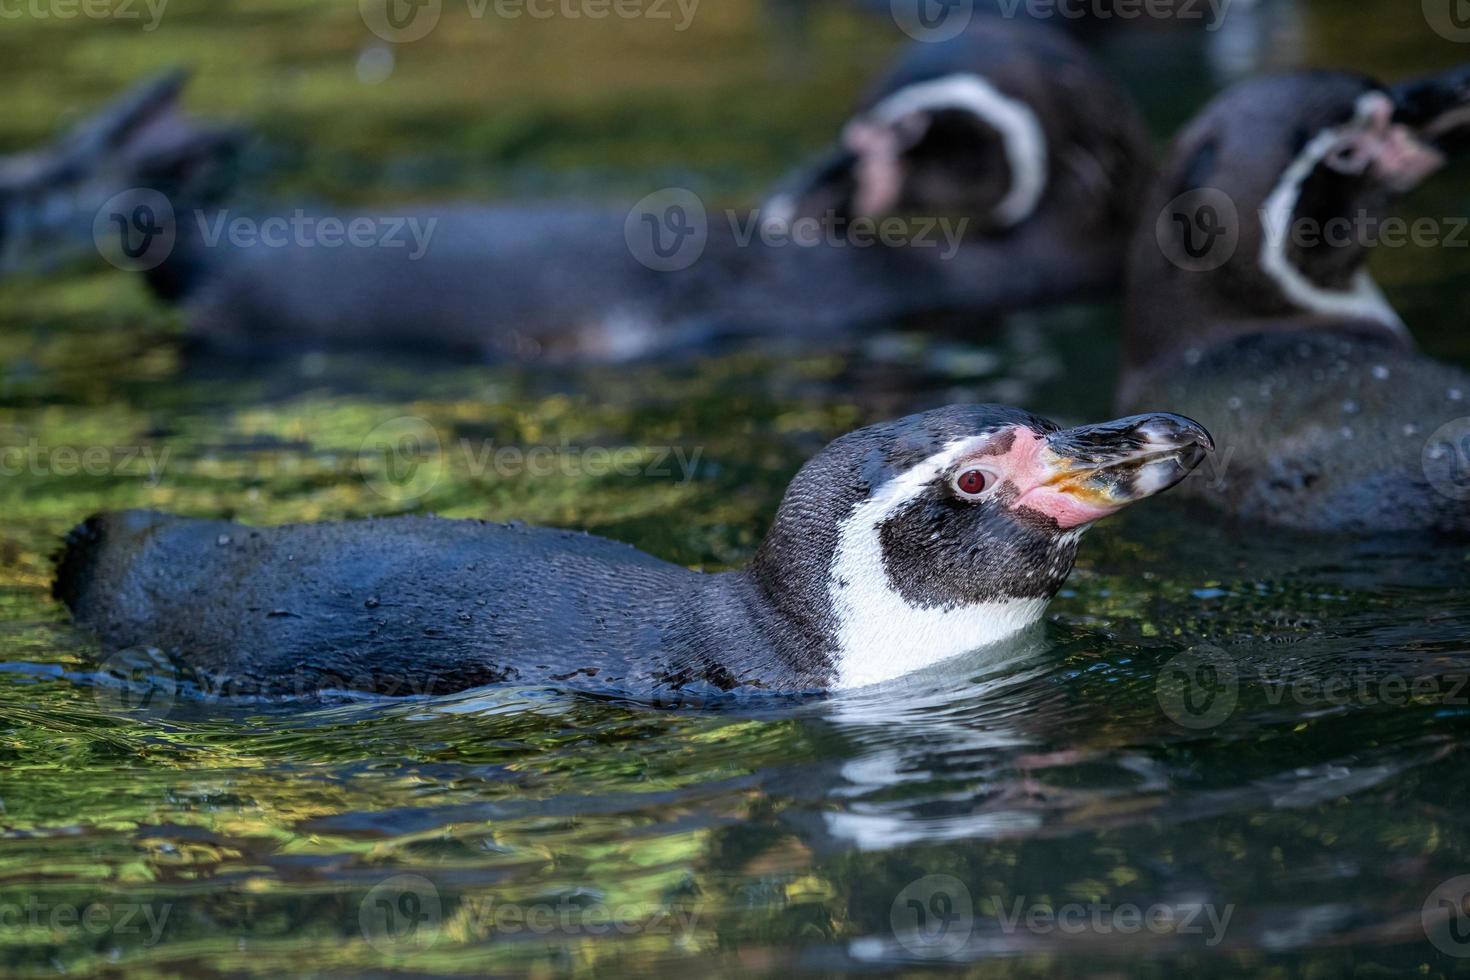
left=956, top=469, right=988, bottom=496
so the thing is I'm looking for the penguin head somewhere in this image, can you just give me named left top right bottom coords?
left=751, top=405, right=1213, bottom=688
left=0, top=69, right=241, bottom=281
left=761, top=19, right=1148, bottom=244
left=1131, top=67, right=1470, bottom=362
left=761, top=76, right=1035, bottom=241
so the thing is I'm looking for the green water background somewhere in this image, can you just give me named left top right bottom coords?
left=1, top=0, right=1470, bottom=975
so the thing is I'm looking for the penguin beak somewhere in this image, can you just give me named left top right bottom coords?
left=1016, top=414, right=1214, bottom=529
left=0, top=69, right=240, bottom=279
left=4, top=69, right=190, bottom=190
left=760, top=146, right=860, bottom=234
left=1391, top=64, right=1470, bottom=155
left=0, top=72, right=190, bottom=277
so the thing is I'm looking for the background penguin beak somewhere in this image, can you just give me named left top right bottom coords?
left=0, top=69, right=241, bottom=279
left=1021, top=414, right=1213, bottom=528
left=1391, top=64, right=1470, bottom=154
left=5, top=69, right=189, bottom=189
left=761, top=146, right=860, bottom=231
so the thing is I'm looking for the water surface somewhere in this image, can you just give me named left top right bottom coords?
left=2, top=0, right=1469, bottom=974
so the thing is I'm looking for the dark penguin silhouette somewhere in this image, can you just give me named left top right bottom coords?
left=132, top=17, right=1148, bottom=360
left=54, top=406, right=1210, bottom=699
left=1119, top=67, right=1470, bottom=535
left=0, top=71, right=239, bottom=280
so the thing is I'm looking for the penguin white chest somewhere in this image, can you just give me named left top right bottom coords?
left=825, top=438, right=1055, bottom=690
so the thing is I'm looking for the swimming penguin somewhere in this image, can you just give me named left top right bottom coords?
left=129, top=17, right=1147, bottom=361
left=0, top=70, right=239, bottom=280
left=53, top=406, right=1210, bottom=699
left=1119, top=67, right=1470, bottom=535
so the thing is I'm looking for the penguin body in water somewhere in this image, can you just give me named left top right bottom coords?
left=54, top=406, right=1210, bottom=700
left=128, top=17, right=1148, bottom=361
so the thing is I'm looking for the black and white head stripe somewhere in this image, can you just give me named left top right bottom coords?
left=752, top=406, right=1208, bottom=692
left=826, top=433, right=1060, bottom=689
left=858, top=73, right=1049, bottom=228
left=1257, top=90, right=1407, bottom=335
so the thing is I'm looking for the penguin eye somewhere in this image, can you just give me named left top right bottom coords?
left=954, top=468, right=991, bottom=499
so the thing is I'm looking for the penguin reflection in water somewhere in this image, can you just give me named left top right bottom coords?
left=124, top=16, right=1146, bottom=360
left=54, top=407, right=1210, bottom=701
left=1123, top=66, right=1470, bottom=534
